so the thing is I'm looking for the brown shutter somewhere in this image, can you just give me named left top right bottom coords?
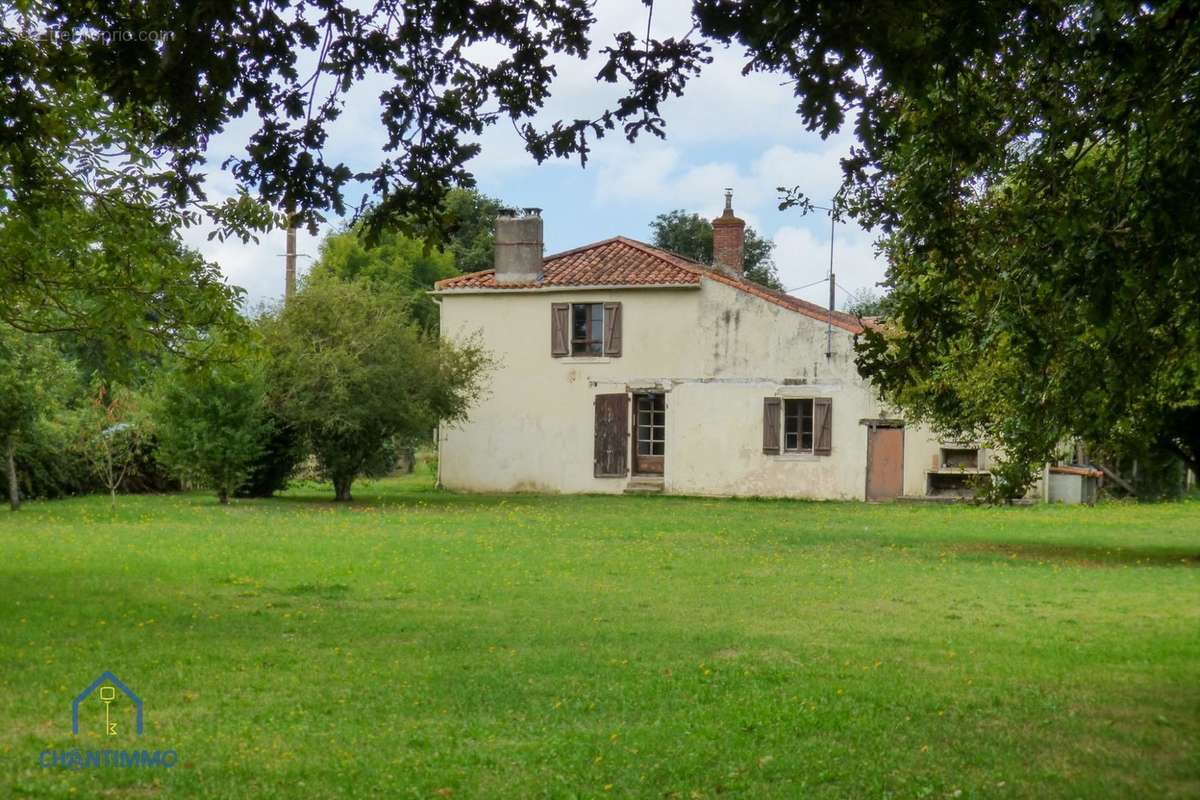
left=551, top=303, right=569, bottom=357
left=762, top=398, right=781, bottom=455
left=603, top=302, right=622, bottom=357
left=594, top=393, right=629, bottom=477
left=814, top=397, right=833, bottom=455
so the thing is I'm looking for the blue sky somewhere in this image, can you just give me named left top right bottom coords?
left=184, top=0, right=887, bottom=311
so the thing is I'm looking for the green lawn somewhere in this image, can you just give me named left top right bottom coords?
left=1, top=472, right=1197, bottom=799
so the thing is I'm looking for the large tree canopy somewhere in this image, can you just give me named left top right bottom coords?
left=1, top=1, right=710, bottom=238
left=833, top=3, right=1200, bottom=489
left=0, top=193, right=252, bottom=368
left=4, top=1, right=1046, bottom=235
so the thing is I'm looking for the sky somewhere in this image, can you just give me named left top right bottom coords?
left=182, top=0, right=888, bottom=311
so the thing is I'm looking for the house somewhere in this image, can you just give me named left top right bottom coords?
left=432, top=192, right=995, bottom=500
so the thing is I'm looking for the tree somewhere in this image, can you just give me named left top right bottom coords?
left=843, top=288, right=894, bottom=320
left=440, top=188, right=508, bottom=274
left=308, top=226, right=458, bottom=334
left=261, top=279, right=492, bottom=502
left=0, top=191, right=260, bottom=375
left=152, top=352, right=272, bottom=504
left=649, top=210, right=783, bottom=290
left=818, top=5, right=1200, bottom=491
left=308, top=189, right=507, bottom=331
left=0, top=59, right=268, bottom=366
left=78, top=382, right=147, bottom=510
left=0, top=327, right=75, bottom=510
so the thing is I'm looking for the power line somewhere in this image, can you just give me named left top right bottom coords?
left=784, top=277, right=829, bottom=293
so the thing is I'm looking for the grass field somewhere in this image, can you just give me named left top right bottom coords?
left=1, top=470, right=1197, bottom=799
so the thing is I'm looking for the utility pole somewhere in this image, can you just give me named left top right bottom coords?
left=284, top=211, right=297, bottom=302
left=825, top=209, right=835, bottom=361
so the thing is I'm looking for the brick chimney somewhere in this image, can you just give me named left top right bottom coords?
left=494, top=207, right=543, bottom=285
left=712, top=188, right=745, bottom=277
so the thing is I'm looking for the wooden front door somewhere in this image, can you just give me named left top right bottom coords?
left=594, top=394, right=629, bottom=477
left=866, top=424, right=905, bottom=500
left=633, top=393, right=665, bottom=475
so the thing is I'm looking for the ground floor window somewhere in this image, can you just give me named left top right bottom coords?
left=636, top=394, right=665, bottom=456
left=763, top=396, right=833, bottom=456
left=783, top=398, right=814, bottom=453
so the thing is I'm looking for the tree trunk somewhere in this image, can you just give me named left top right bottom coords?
left=6, top=436, right=19, bottom=512
left=333, top=475, right=354, bottom=502
left=217, top=487, right=229, bottom=505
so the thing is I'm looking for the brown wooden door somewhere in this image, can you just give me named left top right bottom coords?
left=866, top=425, right=904, bottom=500
left=633, top=393, right=665, bottom=475
left=594, top=394, right=629, bottom=477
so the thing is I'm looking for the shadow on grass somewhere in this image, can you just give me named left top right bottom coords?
left=956, top=541, right=1200, bottom=568
left=259, top=487, right=549, bottom=512
left=259, top=477, right=714, bottom=513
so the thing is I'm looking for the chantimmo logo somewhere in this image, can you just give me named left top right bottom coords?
left=73, top=671, right=143, bottom=736
left=38, top=672, right=178, bottom=770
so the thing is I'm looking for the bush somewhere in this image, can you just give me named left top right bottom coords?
left=152, top=356, right=273, bottom=504
left=14, top=413, right=95, bottom=500
left=236, top=414, right=304, bottom=498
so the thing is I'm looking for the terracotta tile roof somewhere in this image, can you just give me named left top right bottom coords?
left=434, top=236, right=865, bottom=333
left=435, top=237, right=701, bottom=290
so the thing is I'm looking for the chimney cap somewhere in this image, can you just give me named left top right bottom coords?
left=714, top=188, right=744, bottom=225
left=498, top=207, right=542, bottom=218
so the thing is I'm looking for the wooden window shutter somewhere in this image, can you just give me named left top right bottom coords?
left=603, top=302, right=622, bottom=357
left=762, top=398, right=781, bottom=455
left=814, top=397, right=833, bottom=455
left=550, top=303, right=569, bottom=357
left=594, top=393, right=629, bottom=477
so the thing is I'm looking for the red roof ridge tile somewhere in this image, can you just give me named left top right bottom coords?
left=607, top=236, right=709, bottom=272
left=541, top=235, right=632, bottom=263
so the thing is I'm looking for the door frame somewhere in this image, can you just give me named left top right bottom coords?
left=863, top=420, right=905, bottom=500
left=631, top=391, right=666, bottom=476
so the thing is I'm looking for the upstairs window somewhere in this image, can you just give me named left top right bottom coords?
left=572, top=303, right=604, bottom=355
left=551, top=302, right=622, bottom=358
